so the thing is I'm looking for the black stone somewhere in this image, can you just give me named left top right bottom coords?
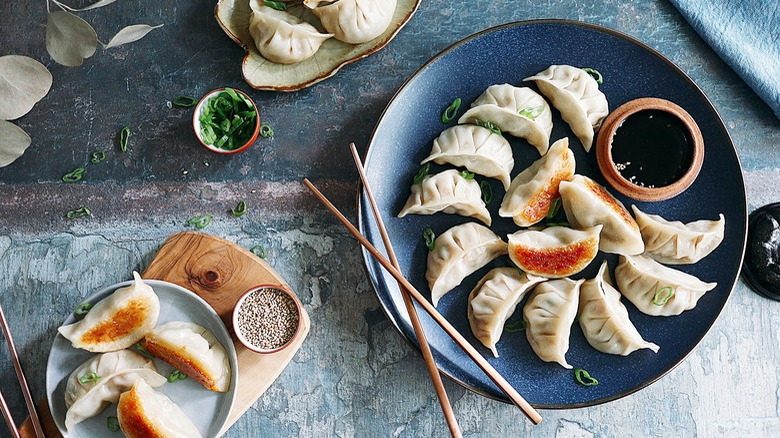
left=742, top=203, right=780, bottom=301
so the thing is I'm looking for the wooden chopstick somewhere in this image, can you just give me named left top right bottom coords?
left=0, top=304, right=45, bottom=438
left=349, top=143, right=462, bottom=437
left=0, top=389, right=21, bottom=438
left=303, top=178, right=542, bottom=425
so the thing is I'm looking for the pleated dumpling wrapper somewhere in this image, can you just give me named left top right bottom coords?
left=118, top=379, right=203, bottom=438
left=524, top=278, right=583, bottom=369
left=508, top=225, right=601, bottom=278
left=59, top=272, right=160, bottom=353
left=144, top=321, right=231, bottom=392
left=64, top=350, right=166, bottom=431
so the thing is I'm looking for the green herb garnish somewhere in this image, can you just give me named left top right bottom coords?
left=460, top=170, right=475, bottom=180
left=441, top=97, right=461, bottom=123
left=543, top=197, right=569, bottom=227
left=107, top=416, right=120, bottom=432
left=119, top=126, right=130, bottom=153
left=546, top=198, right=562, bottom=220
left=250, top=245, right=267, bottom=259
left=199, top=89, right=257, bottom=151
left=581, top=68, right=603, bottom=85
left=90, top=150, right=105, bottom=164
left=504, top=319, right=526, bottom=333
left=422, top=228, right=435, bottom=251
left=132, top=342, right=153, bottom=358
left=413, top=163, right=431, bottom=185
left=480, top=180, right=492, bottom=205
left=653, top=287, right=674, bottom=306
left=574, top=368, right=599, bottom=386
left=518, top=105, right=544, bottom=120
left=187, top=214, right=211, bottom=229
left=66, top=207, right=91, bottom=220
left=264, top=0, right=287, bottom=10
left=79, top=372, right=100, bottom=384
left=260, top=124, right=274, bottom=138
left=231, top=200, right=247, bottom=217
left=74, top=302, right=92, bottom=316
left=172, top=96, right=198, bottom=108
left=474, top=119, right=502, bottom=136
left=168, top=370, right=187, bottom=383
left=62, top=167, right=86, bottom=183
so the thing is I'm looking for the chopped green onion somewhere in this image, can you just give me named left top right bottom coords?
left=79, top=372, right=100, bottom=384
left=119, top=126, right=130, bottom=153
left=474, top=119, right=502, bottom=136
left=250, top=245, right=267, bottom=259
left=441, top=98, right=461, bottom=123
left=264, top=0, right=287, bottom=10
left=422, top=228, right=435, bottom=251
left=199, top=90, right=257, bottom=150
left=260, top=124, right=274, bottom=138
left=74, top=302, right=92, bottom=316
left=187, top=214, right=211, bottom=230
left=107, top=416, right=120, bottom=432
left=519, top=105, right=545, bottom=120
left=546, top=198, right=562, bottom=220
left=480, top=180, right=492, bottom=205
left=574, top=368, right=599, bottom=386
left=90, top=150, right=105, bottom=164
left=62, top=167, right=86, bottom=183
left=231, top=200, right=247, bottom=217
left=132, top=342, right=153, bottom=358
left=66, top=207, right=91, bottom=220
left=504, top=318, right=526, bottom=333
left=172, top=96, right=198, bottom=108
left=653, top=287, right=674, bottom=306
left=168, top=370, right=187, bottom=383
left=582, top=68, right=603, bottom=85
left=460, top=170, right=475, bottom=180
left=413, top=163, right=431, bottom=185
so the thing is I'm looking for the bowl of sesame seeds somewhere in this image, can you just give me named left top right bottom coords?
left=232, top=285, right=302, bottom=354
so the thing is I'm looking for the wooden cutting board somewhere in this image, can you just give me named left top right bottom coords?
left=19, top=231, right=310, bottom=437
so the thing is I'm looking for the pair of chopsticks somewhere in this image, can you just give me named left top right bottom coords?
left=303, top=144, right=542, bottom=434
left=0, top=303, right=45, bottom=438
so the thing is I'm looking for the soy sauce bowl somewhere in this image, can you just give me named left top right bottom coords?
left=596, top=97, right=704, bottom=202
left=232, top=285, right=303, bottom=354
left=192, top=88, right=260, bottom=155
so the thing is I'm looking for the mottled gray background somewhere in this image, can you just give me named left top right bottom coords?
left=1, top=0, right=779, bottom=437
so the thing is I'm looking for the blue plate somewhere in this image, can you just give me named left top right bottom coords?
left=358, top=20, right=747, bottom=408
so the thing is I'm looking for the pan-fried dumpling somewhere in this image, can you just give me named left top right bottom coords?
left=64, top=351, right=166, bottom=431
left=144, top=321, right=231, bottom=392
left=398, top=169, right=491, bottom=225
left=118, top=379, right=203, bottom=438
left=499, top=137, right=575, bottom=227
left=59, top=272, right=160, bottom=353
left=524, top=65, right=608, bottom=151
left=422, top=124, right=514, bottom=190
left=310, top=0, right=397, bottom=44
left=458, top=84, right=553, bottom=155
left=614, top=254, right=717, bottom=316
left=249, top=1, right=333, bottom=64
left=427, top=222, right=507, bottom=306
left=559, top=175, right=644, bottom=255
left=523, top=278, right=583, bottom=368
left=632, top=206, right=725, bottom=265
left=579, top=261, right=659, bottom=356
left=468, top=268, right=545, bottom=357
left=508, top=225, right=601, bottom=278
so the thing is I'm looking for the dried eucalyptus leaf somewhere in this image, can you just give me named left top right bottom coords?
left=0, top=55, right=53, bottom=121
left=46, top=11, right=99, bottom=67
left=52, top=0, right=119, bottom=12
left=0, top=121, right=32, bottom=167
left=104, top=24, right=163, bottom=49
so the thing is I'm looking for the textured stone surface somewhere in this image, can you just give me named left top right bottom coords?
left=1, top=0, right=779, bottom=437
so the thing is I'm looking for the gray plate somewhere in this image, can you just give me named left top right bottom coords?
left=46, top=279, right=238, bottom=437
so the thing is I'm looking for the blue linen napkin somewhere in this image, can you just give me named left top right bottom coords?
left=669, top=0, right=780, bottom=118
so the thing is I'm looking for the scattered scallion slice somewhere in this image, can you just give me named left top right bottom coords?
left=413, top=163, right=431, bottom=185
left=132, top=342, right=153, bottom=358
left=107, top=416, right=120, bottom=432
left=260, top=124, right=274, bottom=138
left=518, top=105, right=544, bottom=120
left=90, top=150, right=105, bottom=164
left=231, top=200, right=247, bottom=217
left=172, top=96, right=198, bottom=108
left=422, top=228, right=435, bottom=251
left=653, top=287, right=674, bottom=306
left=199, top=89, right=257, bottom=151
left=250, top=245, right=267, bottom=259
left=62, top=167, right=85, bottom=183
left=66, top=207, right=91, bottom=220
left=543, top=197, right=569, bottom=227
left=546, top=198, right=562, bottom=220
left=187, top=214, right=211, bottom=229
left=264, top=0, right=287, bottom=11
left=581, top=68, right=603, bottom=85
left=441, top=98, right=461, bottom=123
left=480, top=180, right=492, bottom=205
left=74, top=302, right=92, bottom=316
left=79, top=372, right=100, bottom=384
left=504, top=318, right=526, bottom=333
left=119, top=126, right=130, bottom=153
left=474, top=119, right=502, bottom=136
left=460, top=170, right=475, bottom=180
left=574, top=368, right=599, bottom=386
left=168, top=370, right=187, bottom=383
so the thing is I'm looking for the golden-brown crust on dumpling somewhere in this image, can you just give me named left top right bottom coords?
left=143, top=339, right=219, bottom=392
left=80, top=298, right=152, bottom=345
left=117, top=385, right=165, bottom=438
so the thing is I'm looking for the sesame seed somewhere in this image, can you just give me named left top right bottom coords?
left=237, top=287, right=299, bottom=350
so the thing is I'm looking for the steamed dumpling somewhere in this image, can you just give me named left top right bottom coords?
left=523, top=278, right=583, bottom=368
left=422, top=124, right=514, bottom=190
left=64, top=350, right=166, bottom=431
left=144, top=321, right=231, bottom=392
left=508, top=225, right=601, bottom=278
left=398, top=169, right=491, bottom=225
left=499, top=137, right=575, bottom=227
left=249, top=0, right=333, bottom=64
left=310, top=0, right=397, bottom=44
left=458, top=84, right=553, bottom=155
left=632, top=206, right=725, bottom=265
left=59, top=272, right=160, bottom=353
left=614, top=254, right=717, bottom=316
left=118, top=379, right=203, bottom=438
left=559, top=175, right=644, bottom=255
left=427, top=222, right=507, bottom=306
left=524, top=65, right=608, bottom=151
left=468, top=268, right=545, bottom=357
left=579, top=261, right=659, bottom=356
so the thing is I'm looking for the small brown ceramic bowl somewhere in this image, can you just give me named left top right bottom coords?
left=232, top=284, right=303, bottom=354
left=192, top=88, right=260, bottom=155
left=596, top=97, right=704, bottom=202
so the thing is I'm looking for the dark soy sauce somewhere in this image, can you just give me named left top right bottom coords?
left=611, top=109, right=693, bottom=188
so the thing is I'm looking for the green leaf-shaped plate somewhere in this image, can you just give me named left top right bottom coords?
left=215, top=0, right=421, bottom=91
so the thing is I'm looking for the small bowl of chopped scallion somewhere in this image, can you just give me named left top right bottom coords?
left=193, top=88, right=260, bottom=154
